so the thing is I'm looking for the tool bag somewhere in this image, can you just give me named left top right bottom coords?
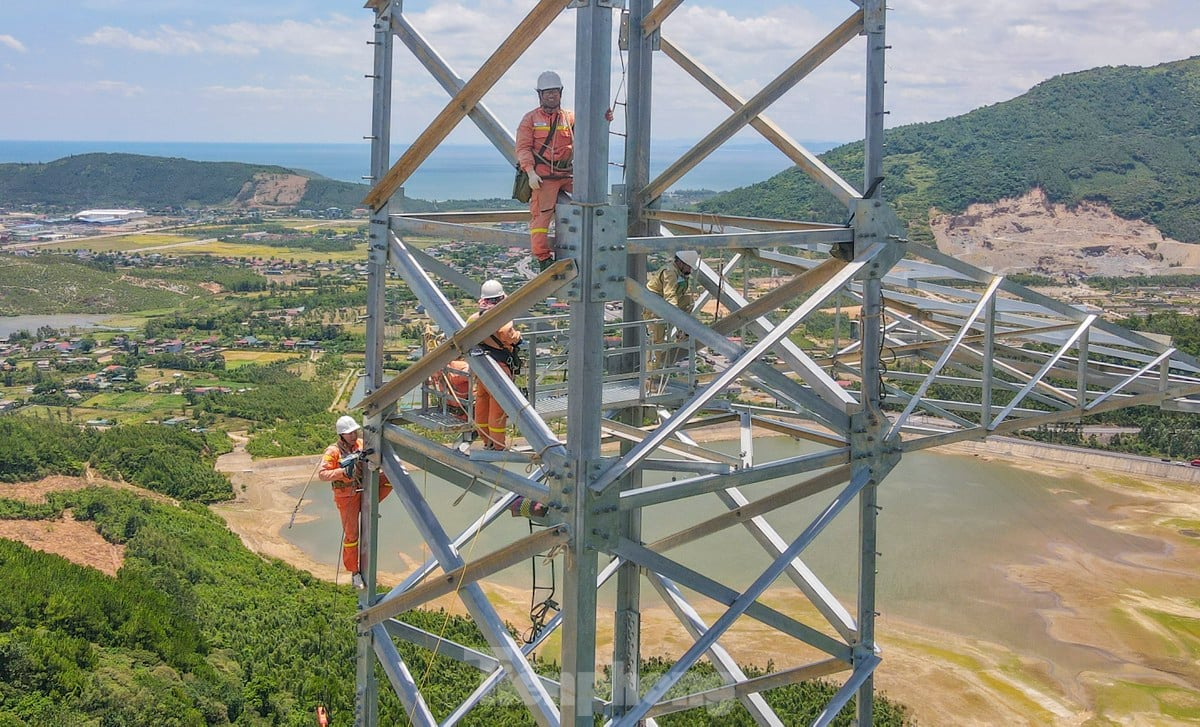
left=511, top=112, right=561, bottom=203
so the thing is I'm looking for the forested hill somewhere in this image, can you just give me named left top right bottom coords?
left=0, top=152, right=428, bottom=212
left=698, top=56, right=1200, bottom=244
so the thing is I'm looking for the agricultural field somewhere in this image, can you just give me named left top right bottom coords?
left=222, top=350, right=305, bottom=368
left=82, top=391, right=187, bottom=413
left=163, top=239, right=366, bottom=262
left=42, top=232, right=203, bottom=253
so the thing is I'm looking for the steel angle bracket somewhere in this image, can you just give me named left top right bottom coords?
left=849, top=410, right=899, bottom=477
left=559, top=203, right=628, bottom=303
left=583, top=458, right=620, bottom=552
left=849, top=197, right=906, bottom=274
left=619, top=9, right=659, bottom=51
left=368, top=215, right=390, bottom=266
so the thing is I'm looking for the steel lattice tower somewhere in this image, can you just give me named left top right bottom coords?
left=346, top=2, right=1200, bottom=725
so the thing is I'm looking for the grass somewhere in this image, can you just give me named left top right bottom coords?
left=41, top=232, right=201, bottom=253
left=157, top=240, right=366, bottom=262
left=82, top=392, right=187, bottom=413
left=222, top=350, right=302, bottom=368
left=0, top=256, right=196, bottom=315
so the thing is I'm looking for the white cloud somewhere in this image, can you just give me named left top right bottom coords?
left=79, top=16, right=364, bottom=64
left=0, top=34, right=27, bottom=52
left=92, top=80, right=145, bottom=97
left=211, top=16, right=362, bottom=62
left=881, top=0, right=1200, bottom=128
left=202, top=75, right=359, bottom=103
left=80, top=25, right=248, bottom=55
left=7, top=0, right=1198, bottom=144
left=0, top=79, right=143, bottom=97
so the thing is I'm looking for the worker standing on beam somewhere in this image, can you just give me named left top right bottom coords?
left=516, top=70, right=576, bottom=271
left=645, top=250, right=699, bottom=372
left=467, top=280, right=523, bottom=450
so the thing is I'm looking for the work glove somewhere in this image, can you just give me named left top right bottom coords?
left=528, top=169, right=542, bottom=190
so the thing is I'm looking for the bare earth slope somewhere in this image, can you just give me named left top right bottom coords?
left=931, top=188, right=1200, bottom=279
left=234, top=172, right=309, bottom=209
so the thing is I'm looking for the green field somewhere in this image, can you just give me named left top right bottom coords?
left=223, top=350, right=303, bottom=368
left=82, top=391, right=187, bottom=412
left=41, top=232, right=202, bottom=253
left=174, top=240, right=365, bottom=261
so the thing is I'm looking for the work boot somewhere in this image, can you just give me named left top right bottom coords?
left=537, top=255, right=555, bottom=272
left=351, top=573, right=366, bottom=590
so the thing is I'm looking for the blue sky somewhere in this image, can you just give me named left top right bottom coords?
left=1, top=1, right=1197, bottom=145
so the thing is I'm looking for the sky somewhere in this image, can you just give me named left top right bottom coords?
left=0, top=1, right=1198, bottom=146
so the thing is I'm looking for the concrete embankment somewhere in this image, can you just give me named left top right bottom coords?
left=942, top=435, right=1200, bottom=483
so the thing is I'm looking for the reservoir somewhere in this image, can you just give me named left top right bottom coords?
left=284, top=436, right=1154, bottom=679
left=0, top=313, right=131, bottom=340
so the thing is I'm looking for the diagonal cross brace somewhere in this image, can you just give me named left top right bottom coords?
left=358, top=525, right=569, bottom=628
left=612, top=469, right=872, bottom=726
left=592, top=247, right=877, bottom=492
left=381, top=457, right=560, bottom=726
left=364, top=0, right=571, bottom=210
left=644, top=10, right=864, bottom=202
left=386, top=234, right=569, bottom=468
left=361, top=256, right=576, bottom=414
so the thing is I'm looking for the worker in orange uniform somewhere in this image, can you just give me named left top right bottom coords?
left=467, top=280, right=523, bottom=450
left=516, top=70, right=576, bottom=271
left=516, top=70, right=613, bottom=270
left=318, top=415, right=392, bottom=590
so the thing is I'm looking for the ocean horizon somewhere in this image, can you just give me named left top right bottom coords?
left=0, top=139, right=842, bottom=202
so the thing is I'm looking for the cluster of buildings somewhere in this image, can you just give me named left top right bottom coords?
left=0, top=208, right=149, bottom=244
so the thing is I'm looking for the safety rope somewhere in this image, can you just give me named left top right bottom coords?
left=287, top=457, right=326, bottom=530
left=608, top=36, right=630, bottom=181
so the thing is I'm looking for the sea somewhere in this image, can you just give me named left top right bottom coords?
left=0, top=139, right=841, bottom=203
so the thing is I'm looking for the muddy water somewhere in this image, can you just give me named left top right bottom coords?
left=284, top=437, right=1155, bottom=679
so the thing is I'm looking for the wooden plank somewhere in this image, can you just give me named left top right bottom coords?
left=358, top=525, right=569, bottom=627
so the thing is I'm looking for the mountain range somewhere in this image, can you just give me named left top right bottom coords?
left=3, top=57, right=1198, bottom=273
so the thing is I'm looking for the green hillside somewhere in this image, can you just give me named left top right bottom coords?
left=699, top=56, right=1200, bottom=244
left=0, top=153, right=290, bottom=208
left=0, top=152, right=412, bottom=212
left=0, top=415, right=914, bottom=725
left=0, top=255, right=199, bottom=315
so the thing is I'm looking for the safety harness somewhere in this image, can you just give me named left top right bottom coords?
left=533, top=111, right=572, bottom=179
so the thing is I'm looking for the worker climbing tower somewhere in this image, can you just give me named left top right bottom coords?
left=349, top=1, right=1200, bottom=725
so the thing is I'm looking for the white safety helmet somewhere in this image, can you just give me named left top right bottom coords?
left=536, top=70, right=563, bottom=92
left=480, top=279, right=506, bottom=300
left=335, top=415, right=361, bottom=435
left=675, top=250, right=700, bottom=269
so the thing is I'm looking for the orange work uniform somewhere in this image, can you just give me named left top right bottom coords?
left=516, top=106, right=575, bottom=263
left=318, top=437, right=392, bottom=574
left=466, top=312, right=522, bottom=449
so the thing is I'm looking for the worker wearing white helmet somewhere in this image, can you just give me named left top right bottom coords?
left=466, top=280, right=523, bottom=450
left=515, top=70, right=576, bottom=271
left=318, top=414, right=392, bottom=589
left=644, top=251, right=700, bottom=371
